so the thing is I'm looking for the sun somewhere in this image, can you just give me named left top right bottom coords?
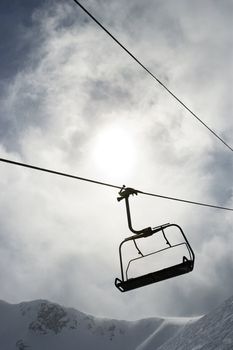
left=91, top=124, right=137, bottom=181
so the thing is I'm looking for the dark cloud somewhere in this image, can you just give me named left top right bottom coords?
left=203, top=149, right=233, bottom=205
left=0, top=0, right=44, bottom=80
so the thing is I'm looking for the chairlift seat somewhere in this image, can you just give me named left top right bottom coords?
left=115, top=259, right=193, bottom=292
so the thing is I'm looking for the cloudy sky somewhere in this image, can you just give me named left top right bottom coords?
left=0, top=0, right=232, bottom=320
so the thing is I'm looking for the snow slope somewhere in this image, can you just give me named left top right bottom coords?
left=135, top=316, right=197, bottom=350
left=0, top=295, right=232, bottom=349
left=158, top=295, right=233, bottom=350
left=0, top=299, right=188, bottom=350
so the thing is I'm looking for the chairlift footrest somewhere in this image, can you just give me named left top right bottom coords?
left=115, top=260, right=193, bottom=292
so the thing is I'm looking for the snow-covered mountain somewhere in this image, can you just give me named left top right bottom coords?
left=158, top=294, right=233, bottom=350
left=0, top=299, right=192, bottom=350
left=0, top=295, right=232, bottom=349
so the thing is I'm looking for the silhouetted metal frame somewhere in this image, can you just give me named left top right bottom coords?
left=115, top=189, right=195, bottom=291
left=118, top=224, right=195, bottom=283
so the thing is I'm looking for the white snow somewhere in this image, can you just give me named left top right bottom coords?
left=157, top=295, right=233, bottom=350
left=0, top=295, right=232, bottom=349
left=0, top=299, right=189, bottom=349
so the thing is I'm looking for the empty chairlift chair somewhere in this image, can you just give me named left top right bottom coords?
left=115, top=187, right=195, bottom=292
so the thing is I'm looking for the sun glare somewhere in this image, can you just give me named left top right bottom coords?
left=91, top=125, right=136, bottom=181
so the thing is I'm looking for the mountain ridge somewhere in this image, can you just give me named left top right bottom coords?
left=0, top=299, right=191, bottom=349
left=0, top=295, right=232, bottom=349
left=157, top=294, right=233, bottom=350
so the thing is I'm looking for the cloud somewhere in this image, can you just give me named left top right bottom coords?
left=0, top=0, right=232, bottom=320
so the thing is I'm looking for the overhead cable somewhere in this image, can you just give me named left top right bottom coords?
left=72, top=0, right=233, bottom=153
left=0, top=157, right=232, bottom=212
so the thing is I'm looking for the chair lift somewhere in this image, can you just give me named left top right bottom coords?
left=115, top=186, right=195, bottom=292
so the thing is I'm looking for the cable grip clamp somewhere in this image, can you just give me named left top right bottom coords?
left=117, top=185, right=138, bottom=202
